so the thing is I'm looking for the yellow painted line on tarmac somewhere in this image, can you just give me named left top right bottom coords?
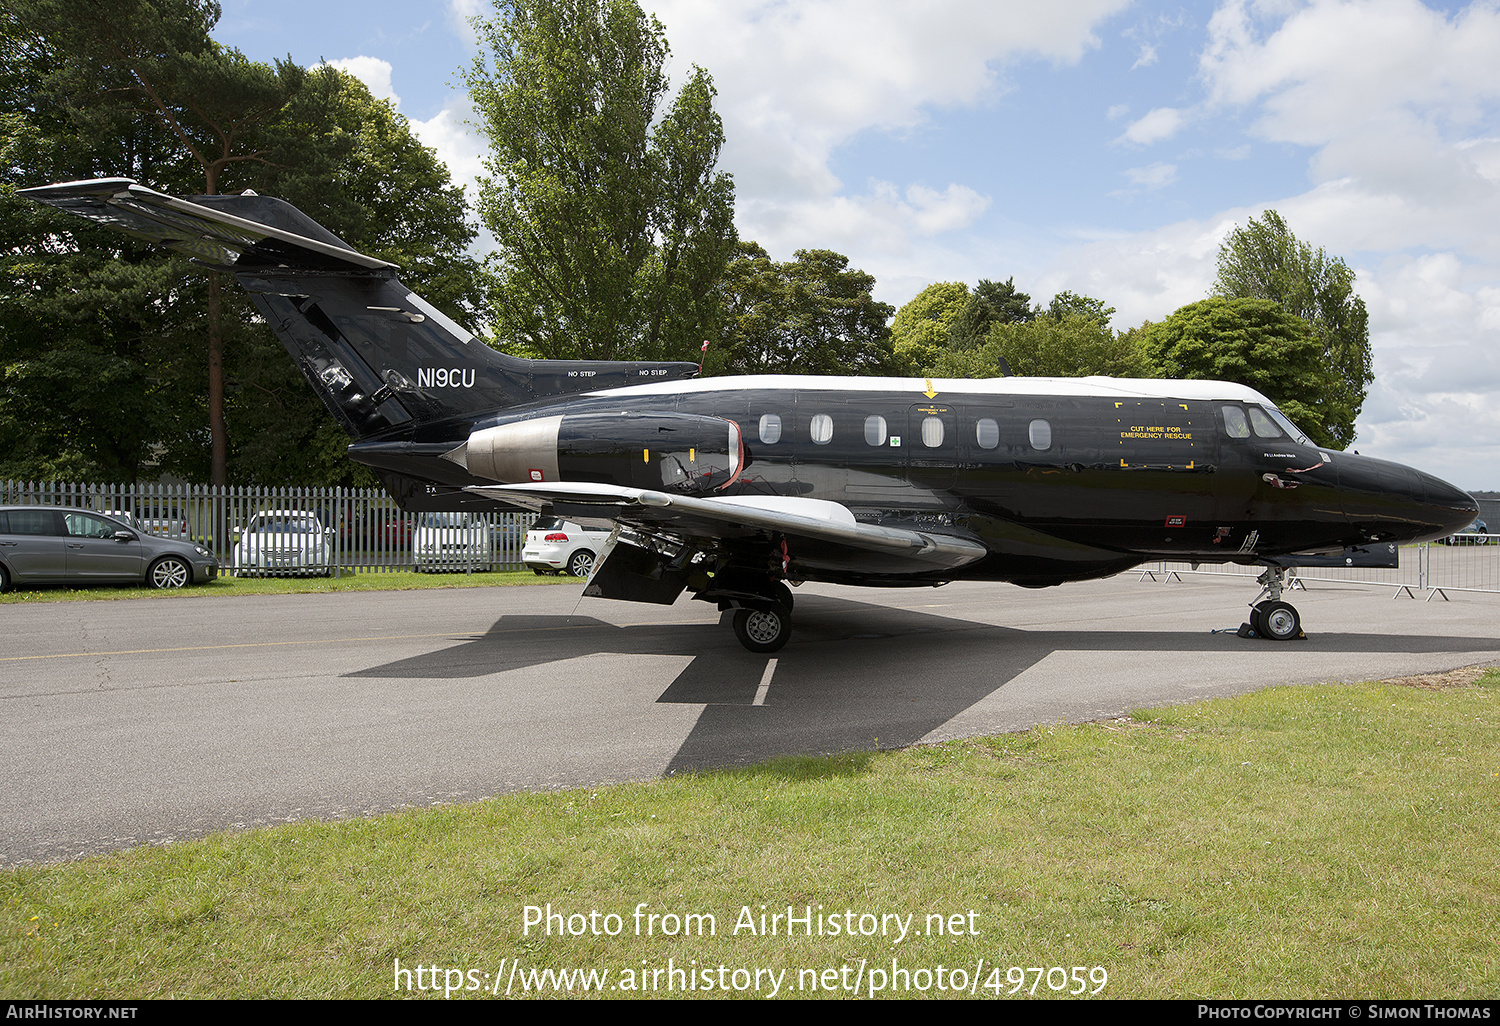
left=1, top=619, right=721, bottom=663
left=0, top=632, right=480, bottom=663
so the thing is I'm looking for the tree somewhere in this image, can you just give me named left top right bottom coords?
left=2, top=4, right=483, bottom=486
left=1213, top=210, right=1370, bottom=449
left=1, top=2, right=195, bottom=482
left=947, top=277, right=1036, bottom=352
left=1046, top=290, right=1115, bottom=328
left=13, top=0, right=308, bottom=485
left=1131, top=297, right=1345, bottom=448
left=890, top=282, right=967, bottom=374
left=711, top=242, right=895, bottom=376
left=466, top=0, right=736, bottom=361
left=931, top=313, right=1152, bottom=380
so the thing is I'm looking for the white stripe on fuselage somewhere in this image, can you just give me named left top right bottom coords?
left=586, top=374, right=1277, bottom=405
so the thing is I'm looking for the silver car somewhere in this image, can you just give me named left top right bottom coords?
left=0, top=506, right=218, bottom=591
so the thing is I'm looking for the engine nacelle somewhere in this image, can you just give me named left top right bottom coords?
left=461, top=412, right=744, bottom=493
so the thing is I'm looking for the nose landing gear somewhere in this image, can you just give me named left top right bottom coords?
left=1241, top=566, right=1307, bottom=641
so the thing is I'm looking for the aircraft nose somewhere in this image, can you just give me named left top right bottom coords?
left=1336, top=454, right=1477, bottom=544
left=1415, top=470, right=1479, bottom=538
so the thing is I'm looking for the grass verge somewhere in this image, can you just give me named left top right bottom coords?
left=0, top=568, right=574, bottom=603
left=3, top=670, right=1497, bottom=999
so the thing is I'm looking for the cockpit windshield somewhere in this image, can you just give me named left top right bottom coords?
left=1263, top=406, right=1312, bottom=446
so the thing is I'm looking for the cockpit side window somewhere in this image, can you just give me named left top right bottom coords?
left=1221, top=405, right=1250, bottom=438
left=1247, top=407, right=1282, bottom=439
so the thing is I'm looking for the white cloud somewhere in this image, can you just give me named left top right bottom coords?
left=326, top=56, right=400, bottom=108
left=448, top=0, right=485, bottom=44
left=1131, top=43, right=1159, bottom=69
left=409, top=95, right=488, bottom=209
left=1124, top=162, right=1178, bottom=189
left=1119, top=106, right=1185, bottom=145
left=646, top=0, right=1131, bottom=255
left=1198, top=0, right=1500, bottom=242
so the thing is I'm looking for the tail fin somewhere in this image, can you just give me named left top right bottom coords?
left=22, top=179, right=699, bottom=442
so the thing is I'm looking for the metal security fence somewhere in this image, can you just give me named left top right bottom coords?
left=0, top=480, right=533, bottom=576
left=1142, top=535, right=1500, bottom=599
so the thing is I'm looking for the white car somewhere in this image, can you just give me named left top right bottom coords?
left=232, top=510, right=333, bottom=576
left=523, top=517, right=611, bottom=577
left=413, top=512, right=492, bottom=572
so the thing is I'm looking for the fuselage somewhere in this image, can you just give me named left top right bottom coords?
left=360, top=372, right=1477, bottom=589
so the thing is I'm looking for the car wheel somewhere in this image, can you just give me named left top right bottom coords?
left=733, top=606, right=791, bottom=654
left=0, top=562, right=10, bottom=593
left=149, top=556, right=192, bottom=589
left=567, top=549, right=595, bottom=577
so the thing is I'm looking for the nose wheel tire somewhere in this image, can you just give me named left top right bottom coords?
left=1252, top=600, right=1302, bottom=641
left=733, top=606, right=791, bottom=654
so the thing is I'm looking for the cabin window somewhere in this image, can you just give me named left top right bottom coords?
left=975, top=418, right=999, bottom=449
left=1029, top=419, right=1052, bottom=450
left=810, top=413, right=834, bottom=444
left=864, top=415, right=887, bottom=446
left=758, top=413, right=782, bottom=444
left=921, top=416, right=945, bottom=448
left=1222, top=405, right=1250, bottom=438
left=1247, top=407, right=1282, bottom=439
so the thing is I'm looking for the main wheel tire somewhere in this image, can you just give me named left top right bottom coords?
left=149, top=556, right=192, bottom=589
left=567, top=549, right=595, bottom=578
left=733, top=606, right=790, bottom=654
left=1253, top=600, right=1301, bottom=641
left=773, top=581, right=794, bottom=612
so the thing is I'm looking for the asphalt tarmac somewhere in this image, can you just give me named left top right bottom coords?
left=3, top=573, right=1497, bottom=864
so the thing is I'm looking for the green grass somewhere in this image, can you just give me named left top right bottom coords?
left=0, top=567, right=575, bottom=603
left=3, top=671, right=1497, bottom=999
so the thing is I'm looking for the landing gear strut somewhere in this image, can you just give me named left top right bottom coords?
left=1244, top=566, right=1305, bottom=641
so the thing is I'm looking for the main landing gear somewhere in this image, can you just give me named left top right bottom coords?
left=1240, top=566, right=1306, bottom=641
left=706, top=576, right=795, bottom=654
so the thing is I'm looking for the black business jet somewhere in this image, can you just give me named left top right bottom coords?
left=24, top=179, right=1478, bottom=652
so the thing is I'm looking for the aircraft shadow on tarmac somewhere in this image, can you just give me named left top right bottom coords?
left=346, top=594, right=1500, bottom=776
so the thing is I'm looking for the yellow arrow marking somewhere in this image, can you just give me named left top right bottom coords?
left=923, top=377, right=938, bottom=399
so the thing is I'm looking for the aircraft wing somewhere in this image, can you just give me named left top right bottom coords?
left=21, top=178, right=394, bottom=273
left=466, top=481, right=989, bottom=576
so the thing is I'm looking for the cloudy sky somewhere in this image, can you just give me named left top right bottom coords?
left=215, top=0, right=1500, bottom=489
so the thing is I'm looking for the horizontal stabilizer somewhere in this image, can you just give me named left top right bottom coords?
left=21, top=178, right=394, bottom=273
